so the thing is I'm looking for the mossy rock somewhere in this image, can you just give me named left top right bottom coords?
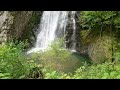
left=88, top=35, right=113, bottom=64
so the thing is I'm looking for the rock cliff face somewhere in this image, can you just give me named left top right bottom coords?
left=0, top=11, right=13, bottom=44
left=0, top=11, right=42, bottom=48
left=65, top=11, right=81, bottom=52
left=10, top=11, right=42, bottom=48
left=80, top=28, right=118, bottom=63
left=75, top=11, right=81, bottom=52
left=88, top=34, right=113, bottom=63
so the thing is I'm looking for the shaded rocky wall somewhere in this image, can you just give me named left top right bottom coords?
left=75, top=11, right=81, bottom=52
left=65, top=11, right=81, bottom=52
left=0, top=11, right=42, bottom=48
left=88, top=34, right=112, bottom=63
left=80, top=28, right=117, bottom=63
left=0, top=11, right=13, bottom=44
left=9, top=11, right=42, bottom=48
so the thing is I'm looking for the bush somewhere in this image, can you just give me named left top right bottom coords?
left=73, top=62, right=120, bottom=79
left=30, top=38, right=90, bottom=73
left=0, top=41, right=38, bottom=79
left=42, top=62, right=120, bottom=79
left=1, top=40, right=120, bottom=79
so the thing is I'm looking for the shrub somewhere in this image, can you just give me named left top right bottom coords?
left=0, top=41, right=38, bottom=79
left=30, top=38, right=91, bottom=73
left=42, top=61, right=120, bottom=79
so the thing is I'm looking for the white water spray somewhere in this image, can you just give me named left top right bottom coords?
left=27, top=11, right=76, bottom=54
left=70, top=11, right=76, bottom=52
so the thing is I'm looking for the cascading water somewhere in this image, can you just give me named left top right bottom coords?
left=27, top=11, right=76, bottom=54
left=70, top=11, right=76, bottom=52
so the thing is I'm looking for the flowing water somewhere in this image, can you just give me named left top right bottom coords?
left=70, top=11, right=76, bottom=52
left=27, top=11, right=76, bottom=54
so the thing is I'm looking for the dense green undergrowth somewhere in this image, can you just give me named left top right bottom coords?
left=43, top=62, right=120, bottom=79
left=30, top=39, right=90, bottom=73
left=0, top=41, right=38, bottom=79
left=0, top=40, right=120, bottom=79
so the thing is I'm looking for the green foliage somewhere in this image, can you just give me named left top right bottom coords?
left=72, top=62, right=120, bottom=79
left=0, top=41, right=37, bottom=79
left=0, top=39, right=120, bottom=79
left=80, top=11, right=120, bottom=30
left=30, top=38, right=90, bottom=73
left=113, top=51, right=120, bottom=63
left=42, top=62, right=120, bottom=79
left=79, top=11, right=120, bottom=64
left=0, top=38, right=72, bottom=79
left=42, top=67, right=72, bottom=79
left=47, top=38, right=71, bottom=61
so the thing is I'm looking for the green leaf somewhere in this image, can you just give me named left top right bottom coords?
left=3, top=73, right=11, bottom=76
left=104, top=73, right=109, bottom=76
left=110, top=71, right=117, bottom=77
left=116, top=75, right=120, bottom=79
left=19, top=75, right=26, bottom=79
left=101, top=76, right=108, bottom=79
left=1, top=77, right=11, bottom=79
left=0, top=73, right=4, bottom=77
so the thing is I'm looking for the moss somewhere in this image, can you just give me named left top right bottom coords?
left=87, top=30, right=117, bottom=63
left=80, top=26, right=120, bottom=64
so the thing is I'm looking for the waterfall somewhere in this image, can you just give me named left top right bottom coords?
left=70, top=11, right=76, bottom=52
left=27, top=11, right=76, bottom=54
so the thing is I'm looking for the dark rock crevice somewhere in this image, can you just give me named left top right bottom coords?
left=65, top=11, right=81, bottom=52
